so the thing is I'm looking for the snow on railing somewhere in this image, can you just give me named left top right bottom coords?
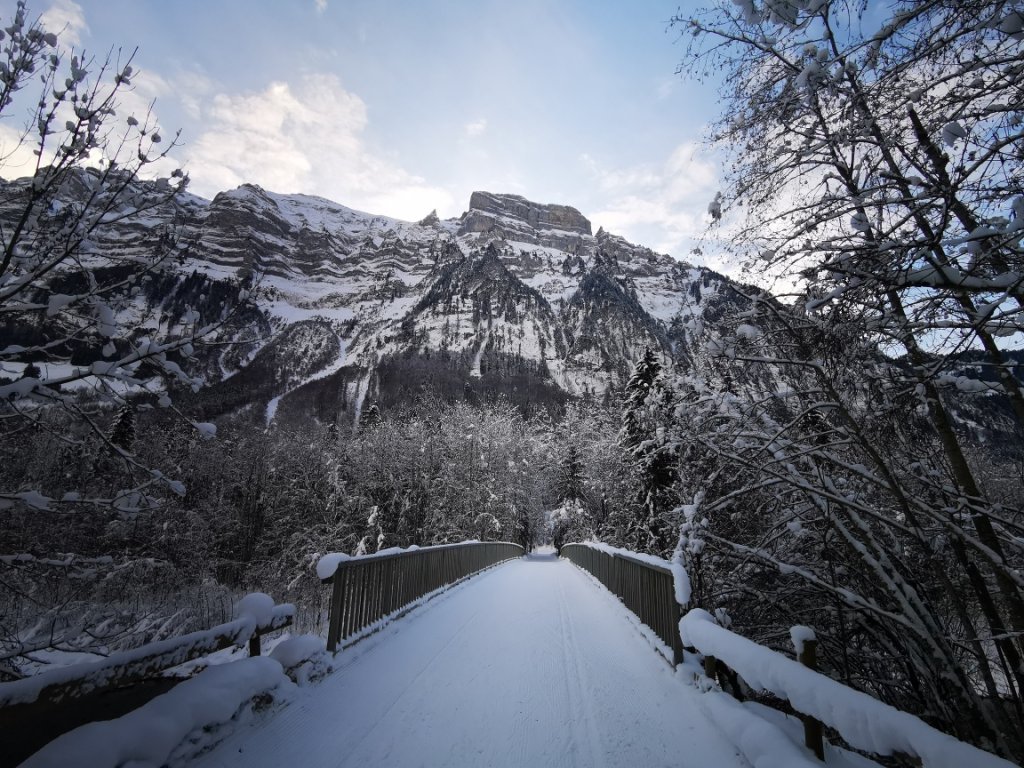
left=560, top=541, right=686, bottom=665
left=20, top=656, right=292, bottom=768
left=565, top=540, right=1015, bottom=766
left=318, top=541, right=524, bottom=652
left=0, top=595, right=294, bottom=710
left=680, top=608, right=1016, bottom=768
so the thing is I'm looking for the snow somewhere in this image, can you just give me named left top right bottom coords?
left=234, top=593, right=276, bottom=626
left=693, top=690, right=822, bottom=768
left=315, top=551, right=351, bottom=580
left=941, top=121, right=967, bottom=146
left=735, top=323, right=762, bottom=341
left=316, top=540, right=486, bottom=581
left=265, top=332, right=346, bottom=427
left=0, top=604, right=295, bottom=708
left=708, top=192, right=723, bottom=220
left=789, top=625, right=816, bottom=655
left=269, top=635, right=332, bottom=686
left=269, top=635, right=326, bottom=670
left=671, top=548, right=692, bottom=606
left=679, top=609, right=1015, bottom=767
left=193, top=421, right=217, bottom=439
left=21, top=657, right=292, bottom=768
left=571, top=540, right=691, bottom=607
left=469, top=328, right=490, bottom=378
left=190, top=554, right=752, bottom=768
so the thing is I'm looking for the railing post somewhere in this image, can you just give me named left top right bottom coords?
left=673, top=603, right=684, bottom=666
left=703, top=654, right=718, bottom=681
left=798, top=639, right=825, bottom=761
left=248, top=634, right=261, bottom=657
left=326, top=564, right=348, bottom=654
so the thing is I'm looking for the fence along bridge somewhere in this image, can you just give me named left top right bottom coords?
left=196, top=547, right=746, bottom=768
left=7, top=542, right=1017, bottom=768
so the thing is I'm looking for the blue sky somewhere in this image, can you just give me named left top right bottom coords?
left=31, top=0, right=726, bottom=266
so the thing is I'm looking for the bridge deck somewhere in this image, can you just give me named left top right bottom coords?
left=192, top=553, right=750, bottom=768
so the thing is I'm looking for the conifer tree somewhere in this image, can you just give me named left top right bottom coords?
left=619, top=349, right=676, bottom=555
left=360, top=402, right=382, bottom=429
left=556, top=444, right=586, bottom=503
left=619, top=347, right=661, bottom=451
left=108, top=402, right=135, bottom=453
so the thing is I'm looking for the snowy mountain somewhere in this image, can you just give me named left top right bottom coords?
left=0, top=176, right=749, bottom=424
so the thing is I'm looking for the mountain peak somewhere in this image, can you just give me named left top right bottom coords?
left=466, top=191, right=592, bottom=236
left=418, top=209, right=440, bottom=227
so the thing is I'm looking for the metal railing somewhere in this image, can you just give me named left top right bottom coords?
left=560, top=542, right=683, bottom=665
left=320, top=541, right=524, bottom=652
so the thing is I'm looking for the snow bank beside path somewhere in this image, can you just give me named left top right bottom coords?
left=693, top=689, right=823, bottom=768
left=680, top=609, right=1015, bottom=768
left=21, top=658, right=292, bottom=768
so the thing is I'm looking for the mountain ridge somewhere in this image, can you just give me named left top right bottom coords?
left=0, top=172, right=748, bottom=424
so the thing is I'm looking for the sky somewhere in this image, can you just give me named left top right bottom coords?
left=17, top=0, right=730, bottom=270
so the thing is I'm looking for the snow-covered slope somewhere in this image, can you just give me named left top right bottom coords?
left=0, top=176, right=750, bottom=423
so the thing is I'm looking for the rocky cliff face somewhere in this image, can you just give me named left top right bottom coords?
left=459, top=191, right=593, bottom=253
left=0, top=173, right=751, bottom=425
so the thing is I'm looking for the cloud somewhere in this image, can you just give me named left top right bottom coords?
left=0, top=124, right=43, bottom=178
left=41, top=0, right=88, bottom=48
left=0, top=46, right=178, bottom=182
left=315, top=0, right=328, bottom=13
left=182, top=74, right=453, bottom=221
left=464, top=118, right=487, bottom=138
left=584, top=142, right=739, bottom=273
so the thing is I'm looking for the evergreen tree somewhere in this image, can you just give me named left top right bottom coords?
left=556, top=444, right=585, bottom=503
left=359, top=401, right=382, bottom=429
left=108, top=402, right=136, bottom=453
left=514, top=504, right=534, bottom=553
left=619, top=349, right=676, bottom=555
left=550, top=443, right=591, bottom=553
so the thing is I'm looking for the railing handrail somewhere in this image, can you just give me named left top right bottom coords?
left=576, top=541, right=676, bottom=576
left=563, top=541, right=1017, bottom=766
left=321, top=540, right=524, bottom=652
left=317, top=540, right=523, bottom=582
left=611, top=551, right=673, bottom=576
left=560, top=541, right=684, bottom=666
left=680, top=608, right=1016, bottom=768
left=0, top=602, right=294, bottom=710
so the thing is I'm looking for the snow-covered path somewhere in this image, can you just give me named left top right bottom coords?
left=191, top=554, right=750, bottom=768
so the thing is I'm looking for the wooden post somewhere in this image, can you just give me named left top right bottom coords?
left=248, top=634, right=261, bottom=657
left=703, top=654, right=717, bottom=681
left=798, top=639, right=825, bottom=761
left=326, top=564, right=348, bottom=654
left=672, top=603, right=685, bottom=667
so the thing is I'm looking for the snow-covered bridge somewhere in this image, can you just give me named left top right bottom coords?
left=191, top=552, right=750, bottom=768
left=13, top=546, right=1016, bottom=768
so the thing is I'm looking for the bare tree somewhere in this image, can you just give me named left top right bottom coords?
left=0, top=1, right=242, bottom=678
left=669, top=0, right=1024, bottom=758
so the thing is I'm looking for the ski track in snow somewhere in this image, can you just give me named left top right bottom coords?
left=189, top=555, right=750, bottom=768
